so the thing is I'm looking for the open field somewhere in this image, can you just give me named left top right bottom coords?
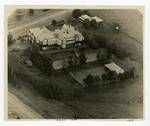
left=7, top=9, right=143, bottom=119
left=89, top=9, right=143, bottom=43
left=8, top=9, right=64, bottom=29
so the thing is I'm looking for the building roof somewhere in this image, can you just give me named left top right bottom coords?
left=105, top=62, right=124, bottom=74
left=79, top=14, right=92, bottom=21
left=86, top=51, right=97, bottom=63
left=91, top=16, right=103, bottom=23
left=29, top=27, right=57, bottom=42
left=52, top=58, right=69, bottom=70
left=29, top=24, right=84, bottom=45
left=79, top=15, right=103, bottom=23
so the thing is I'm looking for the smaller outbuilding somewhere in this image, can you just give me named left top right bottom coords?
left=91, top=16, right=103, bottom=23
left=105, top=62, right=124, bottom=74
left=78, top=14, right=92, bottom=22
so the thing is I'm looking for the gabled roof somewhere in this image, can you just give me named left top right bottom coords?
left=105, top=62, right=124, bottom=74
left=29, top=24, right=84, bottom=45
left=91, top=16, right=103, bottom=23
left=79, top=14, right=92, bottom=20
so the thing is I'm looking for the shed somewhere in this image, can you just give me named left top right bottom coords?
left=91, top=16, right=103, bottom=23
left=105, top=62, right=124, bottom=74
left=78, top=14, right=92, bottom=22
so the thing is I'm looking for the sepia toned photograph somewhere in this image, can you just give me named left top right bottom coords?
left=5, top=6, right=143, bottom=120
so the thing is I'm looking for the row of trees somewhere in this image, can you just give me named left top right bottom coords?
left=67, top=48, right=110, bottom=68
left=83, top=68, right=135, bottom=87
left=83, top=74, right=100, bottom=87
left=83, top=19, right=100, bottom=29
left=101, top=68, right=135, bottom=82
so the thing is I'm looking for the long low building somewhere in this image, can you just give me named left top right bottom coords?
left=79, top=14, right=103, bottom=23
left=104, top=62, right=125, bottom=74
left=27, top=24, right=84, bottom=49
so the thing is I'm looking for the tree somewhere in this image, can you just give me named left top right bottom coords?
left=107, top=43, right=129, bottom=59
left=83, top=74, right=94, bottom=86
left=72, top=9, right=83, bottom=18
left=129, top=67, right=135, bottom=79
left=90, top=19, right=97, bottom=29
left=51, top=19, right=57, bottom=26
left=124, top=71, right=130, bottom=79
left=16, top=15, right=22, bottom=21
left=108, top=71, right=118, bottom=80
left=30, top=52, right=53, bottom=75
left=83, top=10, right=91, bottom=16
left=101, top=73, right=107, bottom=81
left=68, top=56, right=74, bottom=66
left=88, top=39, right=99, bottom=49
left=29, top=9, right=34, bottom=16
left=62, top=59, right=68, bottom=69
left=94, top=34, right=107, bottom=48
left=83, top=19, right=90, bottom=29
left=118, top=73, right=124, bottom=80
left=8, top=33, right=15, bottom=46
left=79, top=53, right=87, bottom=64
left=97, top=48, right=109, bottom=62
left=102, top=71, right=118, bottom=81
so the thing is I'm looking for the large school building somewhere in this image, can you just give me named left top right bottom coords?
left=27, top=24, right=84, bottom=49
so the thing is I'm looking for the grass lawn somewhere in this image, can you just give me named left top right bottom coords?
left=70, top=63, right=106, bottom=85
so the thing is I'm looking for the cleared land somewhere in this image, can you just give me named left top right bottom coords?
left=8, top=91, right=43, bottom=119
left=89, top=9, right=143, bottom=43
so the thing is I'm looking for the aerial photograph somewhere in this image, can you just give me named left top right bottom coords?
left=6, top=6, right=143, bottom=119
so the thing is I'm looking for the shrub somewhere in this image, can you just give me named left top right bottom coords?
left=97, top=48, right=110, bottom=62
left=8, top=33, right=15, bottom=46
left=30, top=52, right=53, bottom=75
left=94, top=34, right=107, bottom=48
left=83, top=10, right=91, bottom=16
left=90, top=19, right=97, bottom=29
left=83, top=19, right=91, bottom=29
left=31, top=78, right=62, bottom=99
left=51, top=19, right=57, bottom=26
left=107, top=43, right=129, bottom=59
left=29, top=9, right=34, bottom=16
left=86, top=39, right=99, bottom=49
left=101, top=73, right=108, bottom=81
left=72, top=9, right=83, bottom=18
left=83, top=74, right=94, bottom=86
left=79, top=53, right=87, bottom=64
left=83, top=74, right=100, bottom=87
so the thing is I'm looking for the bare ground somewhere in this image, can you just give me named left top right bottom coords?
left=8, top=91, right=43, bottom=119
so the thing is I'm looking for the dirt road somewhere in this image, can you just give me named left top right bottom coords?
left=8, top=92, right=43, bottom=119
left=9, top=9, right=72, bottom=38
